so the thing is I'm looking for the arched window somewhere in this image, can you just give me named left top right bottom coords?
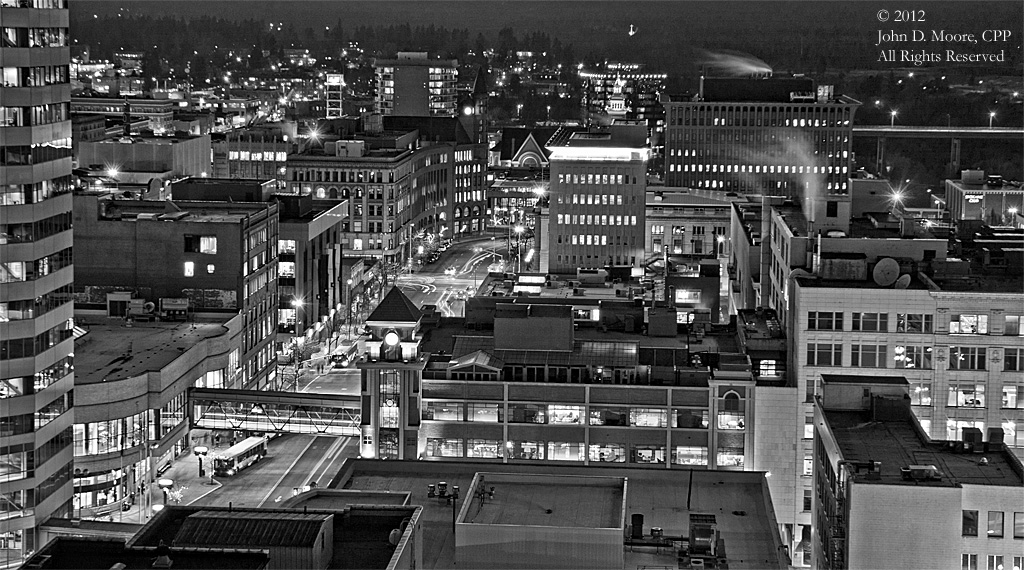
left=723, top=391, right=740, bottom=412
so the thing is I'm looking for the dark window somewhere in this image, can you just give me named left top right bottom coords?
left=963, top=510, right=979, bottom=536
left=826, top=201, right=838, bottom=217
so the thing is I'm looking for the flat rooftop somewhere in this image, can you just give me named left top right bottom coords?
left=130, top=504, right=419, bottom=570
left=75, top=317, right=232, bottom=384
left=339, top=460, right=786, bottom=570
left=89, top=133, right=204, bottom=144
left=23, top=536, right=269, bottom=569
left=774, top=203, right=809, bottom=237
left=737, top=309, right=784, bottom=340
left=465, top=476, right=623, bottom=528
left=100, top=199, right=272, bottom=223
left=928, top=268, right=1024, bottom=294
left=825, top=410, right=1024, bottom=488
left=947, top=179, right=1024, bottom=193
left=795, top=274, right=930, bottom=290
left=646, top=187, right=737, bottom=207
left=278, top=489, right=411, bottom=509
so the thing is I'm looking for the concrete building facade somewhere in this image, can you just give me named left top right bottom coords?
left=72, top=196, right=280, bottom=390
left=547, top=140, right=649, bottom=274
left=813, top=376, right=1024, bottom=570
left=663, top=77, right=859, bottom=204
left=77, top=133, right=212, bottom=179
left=0, top=0, right=76, bottom=564
left=70, top=314, right=241, bottom=521
left=374, top=52, right=458, bottom=117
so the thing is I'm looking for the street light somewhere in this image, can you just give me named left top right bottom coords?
left=157, top=478, right=174, bottom=505
left=890, top=110, right=898, bottom=127
left=346, top=278, right=354, bottom=341
left=427, top=481, right=460, bottom=532
left=193, top=446, right=208, bottom=479
left=989, top=112, right=996, bottom=128
left=514, top=225, right=525, bottom=273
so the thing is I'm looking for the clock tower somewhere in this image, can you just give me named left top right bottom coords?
left=357, top=287, right=426, bottom=459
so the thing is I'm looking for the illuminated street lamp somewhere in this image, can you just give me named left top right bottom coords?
left=157, top=478, right=174, bottom=505
left=514, top=225, right=525, bottom=273
left=989, top=112, right=996, bottom=128
left=890, top=110, right=898, bottom=127
left=346, top=278, right=354, bottom=341
left=193, top=445, right=208, bottom=478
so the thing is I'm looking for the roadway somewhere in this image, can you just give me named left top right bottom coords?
left=187, top=433, right=357, bottom=510
left=396, top=235, right=509, bottom=316
left=181, top=236, right=511, bottom=512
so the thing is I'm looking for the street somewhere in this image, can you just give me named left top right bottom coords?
left=397, top=235, right=508, bottom=315
left=186, top=434, right=356, bottom=510
left=157, top=237, right=511, bottom=517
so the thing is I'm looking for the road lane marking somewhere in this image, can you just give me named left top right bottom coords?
left=258, top=436, right=316, bottom=507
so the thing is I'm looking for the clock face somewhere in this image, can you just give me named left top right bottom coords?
left=384, top=331, right=400, bottom=346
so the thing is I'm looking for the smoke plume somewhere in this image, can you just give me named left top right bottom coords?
left=698, top=49, right=773, bottom=76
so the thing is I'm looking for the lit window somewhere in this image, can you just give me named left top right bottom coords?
left=184, top=262, right=195, bottom=277
left=207, top=264, right=215, bottom=274
left=200, top=236, right=217, bottom=254
left=950, top=314, right=988, bottom=334
left=988, top=511, right=1004, bottom=537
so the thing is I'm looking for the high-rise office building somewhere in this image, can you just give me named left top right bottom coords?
left=663, top=76, right=859, bottom=227
left=374, top=52, right=458, bottom=117
left=325, top=73, right=344, bottom=119
left=547, top=128, right=649, bottom=274
left=0, top=0, right=76, bottom=564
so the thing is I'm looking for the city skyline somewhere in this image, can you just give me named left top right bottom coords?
left=3, top=0, right=1022, bottom=569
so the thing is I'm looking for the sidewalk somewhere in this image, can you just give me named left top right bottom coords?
left=86, top=445, right=223, bottom=525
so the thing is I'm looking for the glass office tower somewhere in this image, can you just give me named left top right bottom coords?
left=1, top=0, right=75, bottom=565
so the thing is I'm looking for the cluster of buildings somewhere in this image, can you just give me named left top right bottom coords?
left=4, top=3, right=1023, bottom=568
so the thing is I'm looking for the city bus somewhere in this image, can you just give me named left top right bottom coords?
left=213, top=436, right=268, bottom=476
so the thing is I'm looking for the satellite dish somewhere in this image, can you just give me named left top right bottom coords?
left=872, top=258, right=899, bottom=287
left=894, top=274, right=911, bottom=289
left=143, top=301, right=156, bottom=313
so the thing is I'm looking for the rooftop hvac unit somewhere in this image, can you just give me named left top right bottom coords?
left=900, top=464, right=942, bottom=481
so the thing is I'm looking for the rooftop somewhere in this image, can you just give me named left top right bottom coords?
left=75, top=317, right=232, bottom=384
left=947, top=178, right=1024, bottom=193
left=96, top=199, right=273, bottom=223
left=130, top=504, right=419, bottom=570
left=87, top=133, right=205, bottom=145
left=794, top=274, right=929, bottom=290
left=464, top=474, right=624, bottom=528
left=824, top=410, right=1024, bottom=488
left=173, top=511, right=330, bottom=548
left=737, top=309, right=784, bottom=340
left=23, top=536, right=269, bottom=570
left=820, top=373, right=908, bottom=386
left=339, top=460, right=786, bottom=570
left=773, top=202, right=810, bottom=237
left=367, top=287, right=422, bottom=324
left=646, top=187, right=738, bottom=208
left=451, top=335, right=640, bottom=368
